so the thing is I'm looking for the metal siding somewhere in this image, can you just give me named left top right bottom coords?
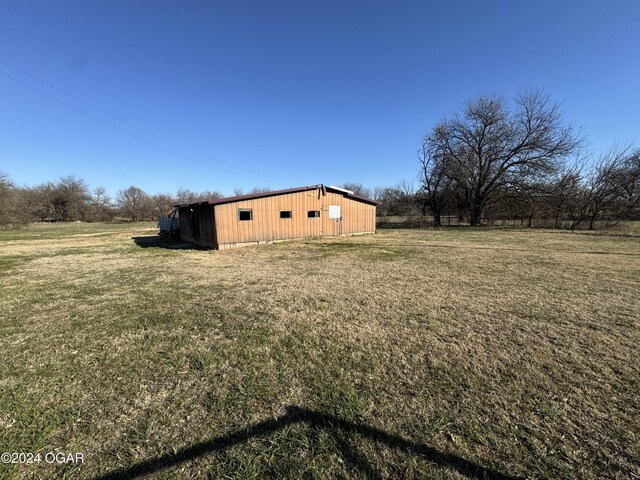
left=211, top=188, right=375, bottom=248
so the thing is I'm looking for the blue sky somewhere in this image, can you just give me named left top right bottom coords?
left=1, top=1, right=639, bottom=197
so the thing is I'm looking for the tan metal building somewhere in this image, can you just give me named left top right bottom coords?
left=174, top=184, right=378, bottom=249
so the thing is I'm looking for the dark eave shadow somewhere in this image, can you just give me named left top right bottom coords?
left=93, top=406, right=520, bottom=480
left=131, top=235, right=209, bottom=250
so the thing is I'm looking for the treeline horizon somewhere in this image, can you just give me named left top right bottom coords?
left=1, top=166, right=638, bottom=231
left=1, top=90, right=639, bottom=231
left=0, top=177, right=277, bottom=225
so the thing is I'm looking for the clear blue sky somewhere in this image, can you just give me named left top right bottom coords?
left=1, top=1, right=639, bottom=197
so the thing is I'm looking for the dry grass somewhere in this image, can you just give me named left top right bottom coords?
left=0, top=223, right=639, bottom=479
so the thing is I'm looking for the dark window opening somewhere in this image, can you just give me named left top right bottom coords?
left=238, top=209, right=253, bottom=221
left=280, top=210, right=292, bottom=219
left=307, top=210, right=320, bottom=218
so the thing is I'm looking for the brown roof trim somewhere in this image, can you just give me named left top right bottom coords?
left=174, top=184, right=380, bottom=208
left=342, top=191, right=382, bottom=205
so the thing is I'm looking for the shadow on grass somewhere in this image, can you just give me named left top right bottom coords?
left=377, top=224, right=473, bottom=229
left=132, top=235, right=209, bottom=250
left=315, top=241, right=640, bottom=257
left=500, top=228, right=640, bottom=238
left=93, top=406, right=520, bottom=480
left=377, top=222, right=640, bottom=238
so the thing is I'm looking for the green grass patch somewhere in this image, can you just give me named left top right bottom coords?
left=0, top=223, right=638, bottom=479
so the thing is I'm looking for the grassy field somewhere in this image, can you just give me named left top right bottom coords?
left=0, top=223, right=638, bottom=479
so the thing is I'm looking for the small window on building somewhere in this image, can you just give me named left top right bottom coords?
left=280, top=210, right=292, bottom=219
left=238, top=209, right=253, bottom=221
left=307, top=210, right=320, bottom=218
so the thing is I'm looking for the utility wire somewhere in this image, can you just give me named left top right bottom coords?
left=0, top=58, right=296, bottom=187
left=0, top=69, right=280, bottom=185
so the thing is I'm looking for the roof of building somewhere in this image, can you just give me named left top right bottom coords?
left=173, top=184, right=380, bottom=208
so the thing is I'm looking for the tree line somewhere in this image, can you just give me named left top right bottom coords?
left=0, top=176, right=284, bottom=228
left=0, top=176, right=225, bottom=227
left=361, top=91, right=639, bottom=230
left=415, top=91, right=639, bottom=229
left=1, top=90, right=638, bottom=230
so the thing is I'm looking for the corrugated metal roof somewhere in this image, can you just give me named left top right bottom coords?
left=173, top=184, right=380, bottom=208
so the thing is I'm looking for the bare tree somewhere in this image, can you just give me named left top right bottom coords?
left=0, top=172, right=10, bottom=189
left=175, top=188, right=223, bottom=204
left=546, top=160, right=583, bottom=228
left=31, top=182, right=61, bottom=221
left=249, top=186, right=272, bottom=194
left=89, top=186, right=113, bottom=222
left=341, top=182, right=372, bottom=198
left=372, top=181, right=420, bottom=224
left=573, top=146, right=640, bottom=229
left=199, top=190, right=223, bottom=200
left=92, top=186, right=110, bottom=207
left=418, top=139, right=450, bottom=226
left=372, top=186, right=394, bottom=220
left=372, top=186, right=386, bottom=202
left=0, top=173, right=20, bottom=228
left=231, top=187, right=272, bottom=196
left=117, top=186, right=151, bottom=222
left=175, top=188, right=201, bottom=204
left=150, top=193, right=175, bottom=219
left=56, top=176, right=90, bottom=221
left=23, top=177, right=90, bottom=222
left=426, top=91, right=581, bottom=225
left=615, top=149, right=640, bottom=220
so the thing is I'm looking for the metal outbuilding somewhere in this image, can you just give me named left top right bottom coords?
left=173, top=184, right=379, bottom=249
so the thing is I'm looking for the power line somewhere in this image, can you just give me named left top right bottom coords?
left=0, top=58, right=296, bottom=187
left=0, top=69, right=279, bottom=185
